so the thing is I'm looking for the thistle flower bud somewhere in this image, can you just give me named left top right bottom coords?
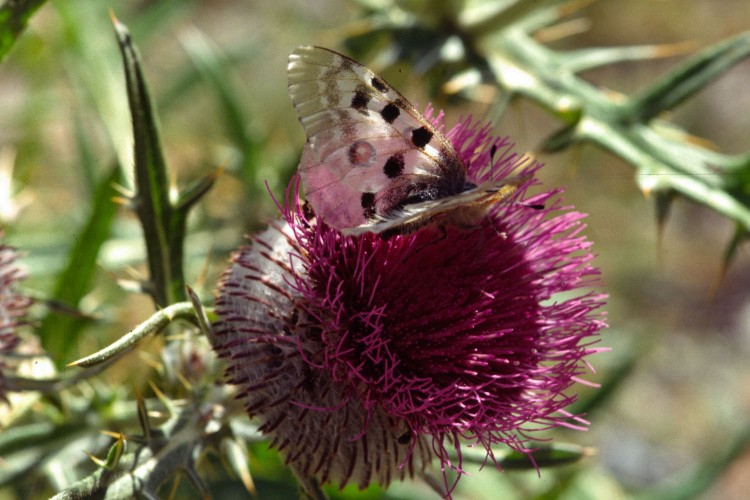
left=0, top=238, right=31, bottom=404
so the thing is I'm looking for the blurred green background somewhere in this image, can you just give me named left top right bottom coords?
left=1, top=0, right=750, bottom=498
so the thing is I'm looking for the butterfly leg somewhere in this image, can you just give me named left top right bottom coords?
left=404, top=224, right=450, bottom=257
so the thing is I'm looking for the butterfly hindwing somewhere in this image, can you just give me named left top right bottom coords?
left=288, top=46, right=468, bottom=232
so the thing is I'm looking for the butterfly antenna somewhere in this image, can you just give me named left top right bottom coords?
left=489, top=144, right=498, bottom=181
left=521, top=202, right=545, bottom=210
left=509, top=172, right=543, bottom=210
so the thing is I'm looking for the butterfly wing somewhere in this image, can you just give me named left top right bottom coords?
left=288, top=46, right=468, bottom=232
left=343, top=177, right=529, bottom=237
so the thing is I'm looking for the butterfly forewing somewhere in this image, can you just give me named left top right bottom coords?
left=288, top=46, right=468, bottom=231
left=343, top=177, right=530, bottom=236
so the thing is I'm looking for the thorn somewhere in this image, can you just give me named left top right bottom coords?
left=111, top=182, right=134, bottom=198
left=147, top=380, right=176, bottom=416
left=187, top=285, right=214, bottom=343
left=175, top=164, right=224, bottom=211
left=175, top=370, right=193, bottom=392
left=100, top=430, right=126, bottom=440
left=41, top=297, right=98, bottom=320
left=147, top=380, right=167, bottom=403
left=134, top=385, right=153, bottom=444
left=116, top=278, right=148, bottom=294
left=84, top=450, right=107, bottom=468
left=111, top=195, right=134, bottom=208
left=710, top=225, right=747, bottom=298
left=654, top=190, right=676, bottom=267
left=533, top=17, right=591, bottom=44
left=85, top=432, right=125, bottom=470
left=139, top=350, right=165, bottom=374
left=221, top=437, right=256, bottom=495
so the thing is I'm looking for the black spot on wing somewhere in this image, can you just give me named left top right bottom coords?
left=351, top=89, right=370, bottom=111
left=339, top=57, right=355, bottom=71
left=383, top=153, right=405, bottom=178
left=411, top=126, right=433, bottom=149
left=361, top=192, right=377, bottom=220
left=380, top=103, right=400, bottom=124
left=371, top=77, right=388, bottom=93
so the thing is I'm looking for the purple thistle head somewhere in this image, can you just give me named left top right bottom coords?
left=212, top=111, right=607, bottom=495
left=0, top=237, right=31, bottom=404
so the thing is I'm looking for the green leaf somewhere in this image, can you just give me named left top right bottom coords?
left=628, top=32, right=750, bottom=122
left=498, top=443, right=590, bottom=470
left=37, top=163, right=122, bottom=363
left=0, top=422, right=87, bottom=487
left=354, top=6, right=750, bottom=238
left=566, top=344, right=639, bottom=417
left=112, top=16, right=185, bottom=307
left=0, top=0, right=46, bottom=63
left=460, top=442, right=590, bottom=470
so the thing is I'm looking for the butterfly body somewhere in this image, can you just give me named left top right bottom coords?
left=288, top=46, right=526, bottom=237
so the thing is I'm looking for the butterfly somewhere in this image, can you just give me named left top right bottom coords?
left=287, top=46, right=529, bottom=238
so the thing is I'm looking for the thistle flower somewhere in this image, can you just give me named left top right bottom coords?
left=212, top=112, right=607, bottom=495
left=0, top=238, right=31, bottom=403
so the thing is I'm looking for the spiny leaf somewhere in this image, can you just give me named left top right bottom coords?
left=559, top=42, right=695, bottom=74
left=112, top=14, right=184, bottom=307
left=85, top=433, right=125, bottom=470
left=628, top=32, right=750, bottom=123
left=68, top=301, right=196, bottom=367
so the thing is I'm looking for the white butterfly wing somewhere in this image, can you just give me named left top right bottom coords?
left=288, top=46, right=468, bottom=231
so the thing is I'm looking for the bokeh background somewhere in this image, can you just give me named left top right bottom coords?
left=1, top=0, right=749, bottom=498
